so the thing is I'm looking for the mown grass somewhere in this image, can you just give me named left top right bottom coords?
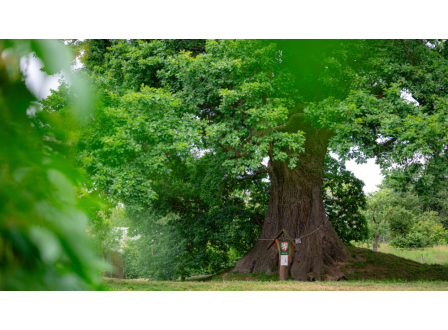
left=101, top=247, right=448, bottom=291
left=101, top=278, right=448, bottom=291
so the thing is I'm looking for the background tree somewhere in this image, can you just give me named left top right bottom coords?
left=363, top=184, right=448, bottom=248
left=363, top=188, right=396, bottom=251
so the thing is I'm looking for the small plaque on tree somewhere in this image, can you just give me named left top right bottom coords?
left=279, top=241, right=290, bottom=255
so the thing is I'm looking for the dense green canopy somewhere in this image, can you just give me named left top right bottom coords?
left=64, top=39, right=448, bottom=202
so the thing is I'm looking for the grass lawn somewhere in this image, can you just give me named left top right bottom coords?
left=102, top=247, right=448, bottom=291
left=102, top=278, right=448, bottom=291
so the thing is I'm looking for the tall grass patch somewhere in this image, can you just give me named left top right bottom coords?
left=375, top=245, right=448, bottom=266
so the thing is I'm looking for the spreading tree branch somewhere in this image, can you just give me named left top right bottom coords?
left=250, top=215, right=264, bottom=227
left=373, top=137, right=398, bottom=155
left=401, top=40, right=414, bottom=66
left=236, top=167, right=268, bottom=181
left=271, top=113, right=305, bottom=132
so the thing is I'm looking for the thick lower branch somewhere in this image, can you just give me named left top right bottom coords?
left=237, top=168, right=268, bottom=181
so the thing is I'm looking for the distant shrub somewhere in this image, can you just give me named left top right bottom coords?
left=390, top=233, right=428, bottom=248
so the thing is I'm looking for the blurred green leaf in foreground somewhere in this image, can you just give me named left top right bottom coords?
left=0, top=39, right=104, bottom=290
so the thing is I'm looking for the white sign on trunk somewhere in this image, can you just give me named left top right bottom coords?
left=280, top=255, right=288, bottom=266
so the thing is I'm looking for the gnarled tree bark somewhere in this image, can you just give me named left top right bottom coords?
left=233, top=119, right=348, bottom=281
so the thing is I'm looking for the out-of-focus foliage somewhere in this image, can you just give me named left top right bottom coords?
left=87, top=206, right=129, bottom=277
left=122, top=239, right=141, bottom=279
left=0, top=40, right=104, bottom=290
left=85, top=205, right=130, bottom=277
left=87, top=209, right=123, bottom=259
left=363, top=184, right=448, bottom=248
left=323, top=155, right=368, bottom=245
left=125, top=211, right=189, bottom=280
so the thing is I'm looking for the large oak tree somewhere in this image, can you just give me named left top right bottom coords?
left=47, top=39, right=448, bottom=281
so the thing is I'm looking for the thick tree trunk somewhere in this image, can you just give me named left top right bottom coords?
left=234, top=125, right=348, bottom=281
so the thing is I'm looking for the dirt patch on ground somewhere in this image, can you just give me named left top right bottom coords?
left=185, top=274, right=215, bottom=282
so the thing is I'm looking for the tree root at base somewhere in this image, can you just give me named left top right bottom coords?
left=233, top=240, right=349, bottom=282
